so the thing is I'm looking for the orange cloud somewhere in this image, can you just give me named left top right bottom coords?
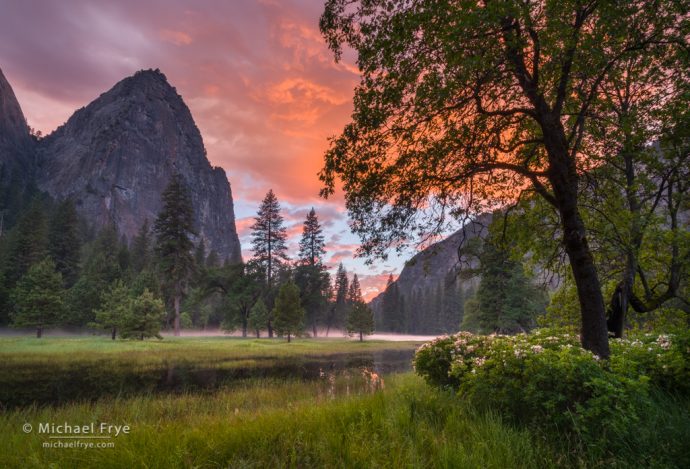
left=159, top=28, right=193, bottom=45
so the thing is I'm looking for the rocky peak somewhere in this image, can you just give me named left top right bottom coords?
left=369, top=214, right=492, bottom=331
left=0, top=67, right=34, bottom=177
left=36, top=69, right=242, bottom=262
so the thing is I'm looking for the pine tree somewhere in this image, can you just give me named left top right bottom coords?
left=248, top=298, right=270, bottom=338
left=250, top=190, right=288, bottom=338
left=119, top=289, right=165, bottom=340
left=347, top=301, right=375, bottom=341
left=381, top=275, right=401, bottom=331
left=5, top=197, right=48, bottom=284
left=347, top=274, right=363, bottom=304
left=66, top=226, right=122, bottom=326
left=130, top=220, right=152, bottom=274
left=250, top=190, right=288, bottom=287
left=222, top=263, right=262, bottom=337
left=326, top=263, right=349, bottom=336
left=272, top=280, right=304, bottom=342
left=48, top=199, right=81, bottom=287
left=460, top=296, right=482, bottom=333
left=467, top=237, right=546, bottom=334
left=0, top=272, right=10, bottom=326
left=11, top=258, right=64, bottom=338
left=297, top=208, right=326, bottom=266
left=206, top=250, right=220, bottom=268
left=194, top=239, right=207, bottom=269
left=295, top=208, right=329, bottom=336
left=154, top=174, right=196, bottom=336
left=92, top=279, right=131, bottom=340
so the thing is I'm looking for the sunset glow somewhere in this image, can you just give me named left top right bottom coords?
left=0, top=0, right=402, bottom=299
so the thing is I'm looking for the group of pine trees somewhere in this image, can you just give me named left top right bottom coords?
left=224, top=189, right=374, bottom=341
left=377, top=270, right=466, bottom=334
left=0, top=175, right=212, bottom=339
left=0, top=180, right=375, bottom=341
left=377, top=217, right=548, bottom=335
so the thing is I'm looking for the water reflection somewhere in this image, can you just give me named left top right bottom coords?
left=0, top=349, right=413, bottom=409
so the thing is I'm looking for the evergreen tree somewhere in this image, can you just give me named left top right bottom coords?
left=460, top=296, right=482, bottom=333
left=194, top=239, right=207, bottom=270
left=297, top=208, right=326, bottom=266
left=206, top=250, right=220, bottom=268
left=468, top=237, right=546, bottom=334
left=250, top=189, right=288, bottom=287
left=250, top=190, right=288, bottom=338
left=130, top=220, right=152, bottom=274
left=272, top=280, right=304, bottom=342
left=347, top=274, right=363, bottom=304
left=66, top=226, right=122, bottom=326
left=11, top=258, right=64, bottom=338
left=117, top=235, right=131, bottom=273
left=221, top=262, right=262, bottom=337
left=92, top=279, right=130, bottom=340
left=347, top=301, right=374, bottom=341
left=381, top=275, right=401, bottom=331
left=295, top=208, right=329, bottom=336
left=248, top=298, right=270, bottom=338
left=294, top=265, right=329, bottom=337
left=4, top=197, right=48, bottom=284
left=48, top=199, right=81, bottom=287
left=154, top=174, right=196, bottom=336
left=326, top=263, right=349, bottom=336
left=0, top=272, right=9, bottom=326
left=440, top=274, right=464, bottom=333
left=119, top=289, right=165, bottom=340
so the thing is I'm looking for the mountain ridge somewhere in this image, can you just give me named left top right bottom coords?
left=1, top=67, right=242, bottom=262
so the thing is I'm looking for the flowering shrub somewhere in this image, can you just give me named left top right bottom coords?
left=609, top=332, right=690, bottom=395
left=414, top=328, right=689, bottom=452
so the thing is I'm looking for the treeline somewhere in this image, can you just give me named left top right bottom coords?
left=220, top=189, right=373, bottom=341
left=0, top=177, right=374, bottom=340
left=377, top=216, right=548, bottom=335
left=377, top=270, right=465, bottom=334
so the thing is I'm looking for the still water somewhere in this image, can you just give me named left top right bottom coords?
left=0, top=349, right=414, bottom=408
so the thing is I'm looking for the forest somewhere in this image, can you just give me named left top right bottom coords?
left=0, top=174, right=377, bottom=341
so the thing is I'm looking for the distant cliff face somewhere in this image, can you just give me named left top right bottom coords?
left=34, top=69, right=241, bottom=262
left=370, top=214, right=491, bottom=332
left=0, top=68, right=34, bottom=183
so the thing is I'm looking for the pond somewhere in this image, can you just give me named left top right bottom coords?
left=0, top=349, right=414, bottom=409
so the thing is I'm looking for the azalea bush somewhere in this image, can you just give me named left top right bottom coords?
left=414, top=328, right=689, bottom=453
left=609, top=333, right=690, bottom=395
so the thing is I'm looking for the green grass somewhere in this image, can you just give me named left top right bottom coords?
left=0, top=336, right=421, bottom=367
left=0, top=373, right=558, bottom=469
left=1, top=337, right=687, bottom=468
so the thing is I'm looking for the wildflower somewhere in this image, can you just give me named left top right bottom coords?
left=531, top=345, right=544, bottom=354
left=656, top=335, right=672, bottom=350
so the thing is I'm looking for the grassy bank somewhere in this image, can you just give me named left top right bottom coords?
left=0, top=336, right=421, bottom=366
left=1, top=373, right=557, bottom=468
left=2, top=336, right=687, bottom=467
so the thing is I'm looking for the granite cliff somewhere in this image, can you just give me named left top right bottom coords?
left=370, top=214, right=491, bottom=333
left=0, top=70, right=35, bottom=218
left=0, top=68, right=242, bottom=262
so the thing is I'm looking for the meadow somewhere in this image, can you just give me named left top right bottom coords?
left=1, top=336, right=688, bottom=468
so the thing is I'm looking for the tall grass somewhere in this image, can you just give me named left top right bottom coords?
left=0, top=374, right=556, bottom=468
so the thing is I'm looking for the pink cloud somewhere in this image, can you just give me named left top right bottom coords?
left=0, top=0, right=414, bottom=291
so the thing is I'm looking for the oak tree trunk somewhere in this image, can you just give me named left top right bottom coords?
left=544, top=115, right=610, bottom=358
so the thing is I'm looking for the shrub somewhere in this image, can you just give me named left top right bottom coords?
left=609, top=332, right=690, bottom=395
left=414, top=329, right=689, bottom=454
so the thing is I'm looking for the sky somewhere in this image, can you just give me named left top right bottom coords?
left=0, top=0, right=411, bottom=300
